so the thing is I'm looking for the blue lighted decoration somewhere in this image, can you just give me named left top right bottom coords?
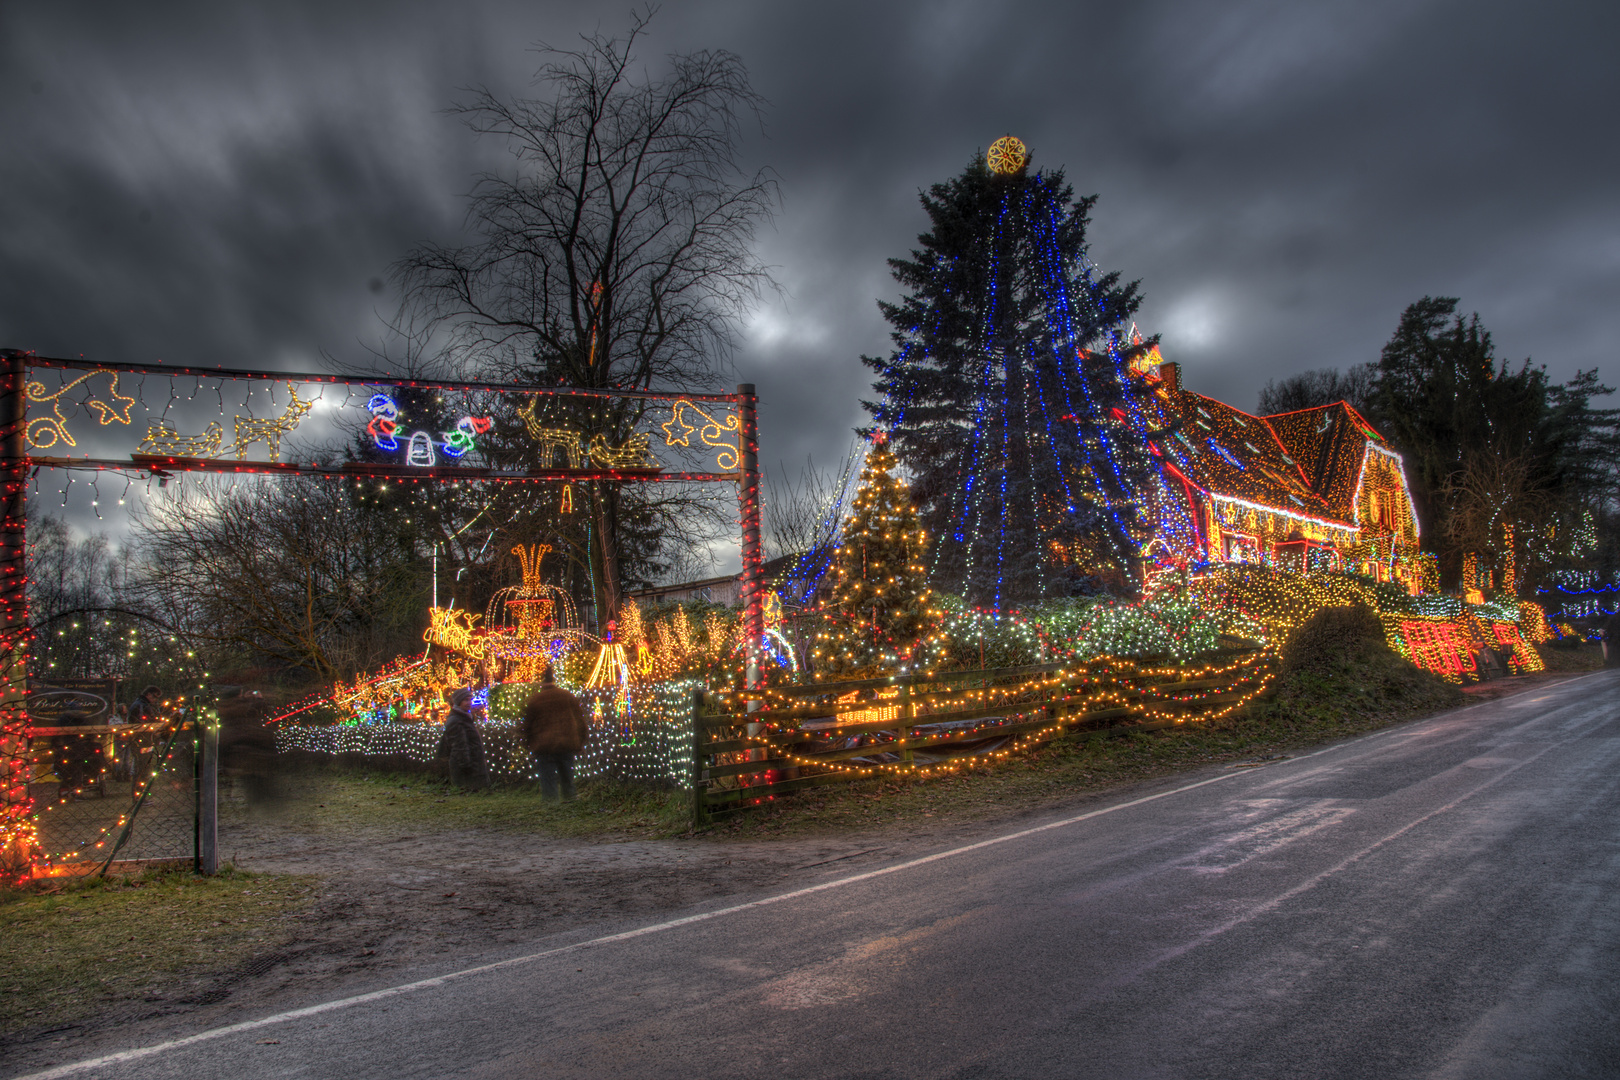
left=367, top=395, right=400, bottom=452
left=866, top=160, right=1199, bottom=608
left=362, top=394, right=490, bottom=465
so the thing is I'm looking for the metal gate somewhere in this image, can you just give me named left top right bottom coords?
left=27, top=715, right=216, bottom=875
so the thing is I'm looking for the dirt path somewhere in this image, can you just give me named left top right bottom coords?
left=202, top=803, right=899, bottom=1021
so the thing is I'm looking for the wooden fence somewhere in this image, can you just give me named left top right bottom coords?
left=690, top=638, right=1275, bottom=822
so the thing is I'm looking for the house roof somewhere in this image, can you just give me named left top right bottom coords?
left=1262, top=401, right=1388, bottom=520
left=625, top=553, right=810, bottom=606
left=1154, top=389, right=1357, bottom=528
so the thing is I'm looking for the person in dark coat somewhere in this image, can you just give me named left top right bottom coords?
left=126, top=685, right=161, bottom=726
left=523, top=666, right=587, bottom=801
left=435, top=688, right=490, bottom=790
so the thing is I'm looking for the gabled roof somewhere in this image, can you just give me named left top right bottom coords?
left=1155, top=389, right=1355, bottom=528
left=1262, top=401, right=1387, bottom=522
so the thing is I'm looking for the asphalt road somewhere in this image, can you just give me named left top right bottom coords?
left=17, top=671, right=1620, bottom=1080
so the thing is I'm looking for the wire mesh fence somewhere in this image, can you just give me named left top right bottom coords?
left=27, top=720, right=198, bottom=874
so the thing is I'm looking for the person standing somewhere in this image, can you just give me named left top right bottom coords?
left=523, top=666, right=587, bottom=801
left=126, top=686, right=160, bottom=726
left=436, top=688, right=490, bottom=790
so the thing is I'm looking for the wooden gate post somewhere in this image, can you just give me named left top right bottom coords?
left=0, top=349, right=32, bottom=881
left=197, top=710, right=219, bottom=875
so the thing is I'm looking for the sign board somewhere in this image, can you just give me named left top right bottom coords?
left=26, top=677, right=119, bottom=727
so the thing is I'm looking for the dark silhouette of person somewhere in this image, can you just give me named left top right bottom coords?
left=436, top=688, right=490, bottom=790
left=523, top=666, right=587, bottom=800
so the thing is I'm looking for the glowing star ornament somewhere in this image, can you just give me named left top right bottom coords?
left=986, top=135, right=1028, bottom=175
left=662, top=400, right=740, bottom=469
left=25, top=369, right=136, bottom=448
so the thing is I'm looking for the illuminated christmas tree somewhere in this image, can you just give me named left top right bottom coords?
left=863, top=136, right=1175, bottom=606
left=812, top=437, right=932, bottom=677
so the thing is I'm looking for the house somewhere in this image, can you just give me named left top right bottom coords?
left=625, top=572, right=742, bottom=608
left=625, top=554, right=815, bottom=610
left=1138, top=357, right=1423, bottom=591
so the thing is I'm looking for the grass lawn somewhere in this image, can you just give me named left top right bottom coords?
left=260, top=770, right=696, bottom=838
left=0, top=867, right=316, bottom=1035
left=1536, top=641, right=1607, bottom=674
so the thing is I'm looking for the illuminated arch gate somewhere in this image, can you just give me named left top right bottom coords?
left=0, top=349, right=767, bottom=880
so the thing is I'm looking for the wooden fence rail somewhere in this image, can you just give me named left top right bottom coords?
left=689, top=640, right=1275, bottom=823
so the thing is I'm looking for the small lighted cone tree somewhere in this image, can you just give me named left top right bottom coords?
left=812, top=436, right=931, bottom=678
left=617, top=597, right=653, bottom=676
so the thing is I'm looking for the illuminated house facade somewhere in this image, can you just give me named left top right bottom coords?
left=1138, top=358, right=1423, bottom=591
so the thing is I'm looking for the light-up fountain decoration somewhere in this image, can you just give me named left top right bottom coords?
left=483, top=544, right=583, bottom=682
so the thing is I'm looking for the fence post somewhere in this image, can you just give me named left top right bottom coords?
left=690, top=686, right=708, bottom=828
left=198, top=713, right=218, bottom=875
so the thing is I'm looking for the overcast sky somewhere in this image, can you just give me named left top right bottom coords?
left=4, top=0, right=1617, bottom=563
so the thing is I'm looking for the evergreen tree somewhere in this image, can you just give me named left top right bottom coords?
left=862, top=145, right=1165, bottom=607
left=811, top=438, right=931, bottom=677
left=1370, top=296, right=1620, bottom=591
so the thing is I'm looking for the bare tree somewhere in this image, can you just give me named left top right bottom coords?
left=394, top=10, right=778, bottom=617
left=1257, top=363, right=1378, bottom=417
left=130, top=477, right=426, bottom=681
left=763, top=448, right=865, bottom=606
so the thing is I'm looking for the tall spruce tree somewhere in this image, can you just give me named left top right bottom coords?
left=862, top=144, right=1163, bottom=607
left=811, top=437, right=931, bottom=677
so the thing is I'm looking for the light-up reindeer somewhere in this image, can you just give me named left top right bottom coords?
left=232, top=383, right=312, bottom=462
left=517, top=398, right=585, bottom=468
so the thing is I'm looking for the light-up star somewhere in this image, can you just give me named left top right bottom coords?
left=661, top=410, right=696, bottom=447
left=84, top=374, right=136, bottom=425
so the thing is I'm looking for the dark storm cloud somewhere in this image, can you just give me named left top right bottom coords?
left=4, top=0, right=1618, bottom=559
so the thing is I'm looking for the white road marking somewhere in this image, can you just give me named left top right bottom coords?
left=14, top=671, right=1609, bottom=1080
left=1183, top=803, right=1357, bottom=873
